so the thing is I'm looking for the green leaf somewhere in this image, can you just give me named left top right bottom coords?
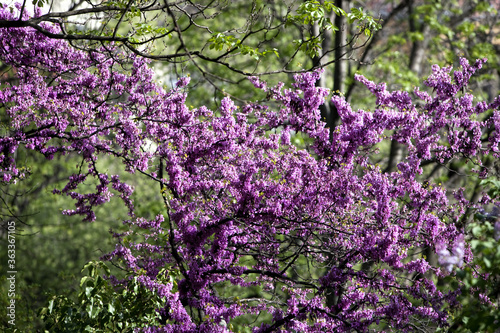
left=472, top=225, right=482, bottom=236
left=48, top=298, right=55, bottom=313
left=32, top=0, right=47, bottom=7
left=483, top=256, right=492, bottom=268
left=80, top=276, right=92, bottom=287
left=108, top=303, right=115, bottom=315
left=85, top=286, right=94, bottom=298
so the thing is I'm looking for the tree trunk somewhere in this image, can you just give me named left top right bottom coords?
left=319, top=0, right=349, bottom=135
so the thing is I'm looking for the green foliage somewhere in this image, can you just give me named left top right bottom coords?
left=477, top=0, right=498, bottom=14
left=480, top=178, right=500, bottom=200
left=39, top=261, right=169, bottom=332
left=292, top=37, right=324, bottom=59
left=285, top=0, right=341, bottom=59
left=445, top=177, right=500, bottom=332
left=450, top=219, right=500, bottom=332
left=32, top=0, right=47, bottom=7
left=0, top=148, right=159, bottom=331
left=208, top=33, right=278, bottom=60
left=347, top=7, right=381, bottom=37
left=131, top=23, right=171, bottom=42
left=290, top=0, right=345, bottom=28
left=286, top=2, right=380, bottom=57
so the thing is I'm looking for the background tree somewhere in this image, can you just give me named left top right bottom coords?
left=346, top=0, right=500, bottom=171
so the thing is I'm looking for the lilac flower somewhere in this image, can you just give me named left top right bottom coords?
left=176, top=76, right=191, bottom=88
left=248, top=76, right=267, bottom=90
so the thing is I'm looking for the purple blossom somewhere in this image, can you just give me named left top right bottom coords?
left=176, top=76, right=191, bottom=88
left=248, top=76, right=267, bottom=90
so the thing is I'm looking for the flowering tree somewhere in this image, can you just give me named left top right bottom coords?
left=2, top=4, right=500, bottom=332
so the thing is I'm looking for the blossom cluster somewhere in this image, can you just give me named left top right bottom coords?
left=2, top=4, right=500, bottom=332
